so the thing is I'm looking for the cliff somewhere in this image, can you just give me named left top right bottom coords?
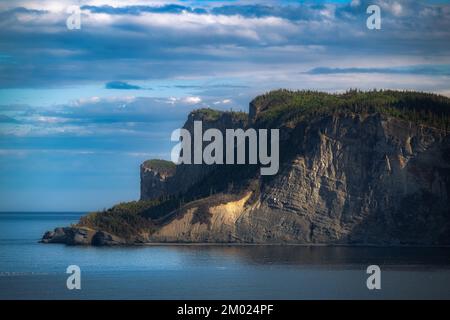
left=42, top=89, right=450, bottom=246
left=140, top=159, right=176, bottom=200
left=140, top=108, right=248, bottom=200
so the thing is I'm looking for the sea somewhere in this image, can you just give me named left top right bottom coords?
left=1, top=212, right=450, bottom=299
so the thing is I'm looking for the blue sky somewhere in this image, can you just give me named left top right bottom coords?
left=1, top=0, right=450, bottom=211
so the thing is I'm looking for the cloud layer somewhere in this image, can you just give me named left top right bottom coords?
left=1, top=0, right=450, bottom=210
left=1, top=0, right=450, bottom=88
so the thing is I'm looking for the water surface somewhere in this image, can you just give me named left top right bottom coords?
left=1, top=212, right=450, bottom=299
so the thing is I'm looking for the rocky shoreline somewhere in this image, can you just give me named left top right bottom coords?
left=40, top=226, right=450, bottom=247
left=41, top=227, right=128, bottom=246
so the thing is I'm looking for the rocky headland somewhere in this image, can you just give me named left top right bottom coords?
left=42, top=89, right=450, bottom=246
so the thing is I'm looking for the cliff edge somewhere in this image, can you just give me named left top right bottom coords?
left=42, top=89, right=450, bottom=246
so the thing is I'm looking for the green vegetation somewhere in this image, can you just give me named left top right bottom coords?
left=143, top=159, right=175, bottom=170
left=252, top=89, right=450, bottom=130
left=78, top=200, right=160, bottom=238
left=78, top=89, right=450, bottom=239
left=228, top=111, right=248, bottom=122
left=191, top=108, right=222, bottom=121
left=78, top=195, right=188, bottom=237
left=142, top=159, right=176, bottom=175
left=77, top=167, right=258, bottom=237
left=191, top=108, right=248, bottom=123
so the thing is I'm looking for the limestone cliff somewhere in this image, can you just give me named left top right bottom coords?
left=42, top=90, right=450, bottom=246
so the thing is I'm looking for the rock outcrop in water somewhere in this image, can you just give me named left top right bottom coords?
left=41, top=227, right=126, bottom=245
left=42, top=90, right=450, bottom=246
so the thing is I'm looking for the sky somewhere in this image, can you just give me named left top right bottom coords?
left=1, top=0, right=450, bottom=211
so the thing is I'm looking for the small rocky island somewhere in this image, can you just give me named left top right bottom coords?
left=42, top=89, right=450, bottom=246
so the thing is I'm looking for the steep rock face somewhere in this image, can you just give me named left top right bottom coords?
left=42, top=90, right=450, bottom=246
left=144, top=113, right=450, bottom=245
left=140, top=160, right=176, bottom=200
left=140, top=109, right=247, bottom=200
left=247, top=114, right=449, bottom=244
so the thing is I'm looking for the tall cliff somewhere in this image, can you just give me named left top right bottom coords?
left=42, top=90, right=450, bottom=246
left=140, top=109, right=248, bottom=200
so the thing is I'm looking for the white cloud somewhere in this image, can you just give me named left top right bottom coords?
left=167, top=96, right=202, bottom=105
left=213, top=99, right=231, bottom=105
left=183, top=96, right=202, bottom=104
left=0, top=1, right=173, bottom=11
left=1, top=0, right=450, bottom=94
left=72, top=96, right=101, bottom=106
left=71, top=96, right=135, bottom=107
left=391, top=2, right=403, bottom=16
left=35, top=116, right=69, bottom=123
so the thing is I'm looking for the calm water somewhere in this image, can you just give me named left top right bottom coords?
left=0, top=212, right=450, bottom=299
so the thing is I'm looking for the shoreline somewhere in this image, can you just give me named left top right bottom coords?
left=129, top=242, right=450, bottom=248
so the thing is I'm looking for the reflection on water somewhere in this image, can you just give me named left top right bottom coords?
left=164, top=245, right=450, bottom=269
left=1, top=212, right=450, bottom=299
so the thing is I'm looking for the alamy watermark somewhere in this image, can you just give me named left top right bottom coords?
left=170, top=121, right=280, bottom=175
left=66, top=5, right=81, bottom=30
left=366, top=5, right=381, bottom=30
left=66, top=265, right=81, bottom=290
left=366, top=265, right=381, bottom=290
